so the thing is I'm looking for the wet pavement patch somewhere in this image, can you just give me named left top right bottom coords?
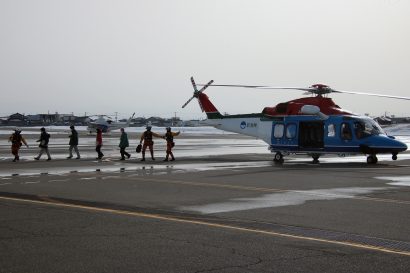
left=0, top=161, right=274, bottom=178
left=180, top=187, right=388, bottom=214
left=376, top=176, right=410, bottom=187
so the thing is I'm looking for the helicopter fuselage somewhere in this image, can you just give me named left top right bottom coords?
left=206, top=114, right=407, bottom=159
left=196, top=92, right=407, bottom=163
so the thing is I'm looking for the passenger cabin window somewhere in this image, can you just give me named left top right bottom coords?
left=286, top=124, right=297, bottom=139
left=341, top=123, right=352, bottom=140
left=274, top=124, right=284, bottom=138
left=327, top=124, right=335, bottom=137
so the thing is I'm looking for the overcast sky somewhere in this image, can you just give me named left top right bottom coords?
left=0, top=0, right=409, bottom=119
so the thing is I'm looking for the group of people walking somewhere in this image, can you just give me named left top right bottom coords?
left=138, top=126, right=180, bottom=161
left=8, top=126, right=180, bottom=162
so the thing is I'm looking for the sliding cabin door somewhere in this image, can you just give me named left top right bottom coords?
left=298, top=121, right=324, bottom=149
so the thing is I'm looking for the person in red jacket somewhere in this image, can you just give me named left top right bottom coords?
left=96, top=128, right=104, bottom=159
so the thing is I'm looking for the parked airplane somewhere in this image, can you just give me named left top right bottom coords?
left=87, top=113, right=135, bottom=133
left=183, top=77, right=408, bottom=164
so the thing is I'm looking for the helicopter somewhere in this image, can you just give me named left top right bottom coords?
left=182, top=77, right=408, bottom=164
left=87, top=113, right=135, bottom=133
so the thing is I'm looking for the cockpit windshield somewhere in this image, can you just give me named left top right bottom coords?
left=353, top=118, right=385, bottom=139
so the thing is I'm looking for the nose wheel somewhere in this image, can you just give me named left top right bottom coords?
left=367, top=154, right=378, bottom=164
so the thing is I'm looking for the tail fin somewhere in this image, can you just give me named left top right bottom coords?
left=198, top=93, right=223, bottom=119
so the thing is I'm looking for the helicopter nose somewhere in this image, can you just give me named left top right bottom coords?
left=398, top=142, right=407, bottom=152
left=391, top=138, right=407, bottom=152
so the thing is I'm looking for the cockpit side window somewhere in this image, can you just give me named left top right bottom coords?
left=341, top=122, right=352, bottom=140
left=354, top=122, right=370, bottom=139
left=354, top=118, right=385, bottom=138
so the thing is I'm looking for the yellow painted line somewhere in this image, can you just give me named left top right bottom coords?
left=126, top=177, right=410, bottom=206
left=1, top=195, right=410, bottom=257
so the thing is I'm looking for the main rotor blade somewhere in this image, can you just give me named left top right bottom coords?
left=182, top=96, right=195, bottom=108
left=331, top=89, right=410, bottom=100
left=197, top=80, right=214, bottom=93
left=190, top=76, right=198, bottom=92
left=196, top=83, right=310, bottom=91
left=197, top=83, right=410, bottom=100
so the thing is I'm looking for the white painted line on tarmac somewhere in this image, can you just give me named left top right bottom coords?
left=48, top=179, right=69, bottom=183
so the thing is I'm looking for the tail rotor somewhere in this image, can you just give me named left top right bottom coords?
left=182, top=77, right=214, bottom=108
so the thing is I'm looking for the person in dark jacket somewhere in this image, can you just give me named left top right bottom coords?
left=139, top=126, right=161, bottom=161
left=96, top=128, right=104, bottom=159
left=119, top=128, right=131, bottom=160
left=162, top=127, right=180, bottom=161
left=34, top=127, right=51, bottom=161
left=67, top=125, right=80, bottom=159
left=8, top=128, right=29, bottom=162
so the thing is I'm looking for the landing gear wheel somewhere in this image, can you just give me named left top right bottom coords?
left=312, top=154, right=320, bottom=164
left=367, top=154, right=378, bottom=164
left=392, top=154, right=398, bottom=160
left=273, top=152, right=284, bottom=164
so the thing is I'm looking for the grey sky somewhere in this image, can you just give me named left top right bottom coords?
left=0, top=0, right=409, bottom=119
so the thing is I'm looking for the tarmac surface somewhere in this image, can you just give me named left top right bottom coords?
left=1, top=130, right=410, bottom=272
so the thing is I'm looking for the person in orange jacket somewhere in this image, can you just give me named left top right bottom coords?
left=139, top=126, right=161, bottom=161
left=162, top=127, right=180, bottom=161
left=8, top=128, right=29, bottom=162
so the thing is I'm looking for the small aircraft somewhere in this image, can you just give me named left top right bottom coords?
left=182, top=77, right=408, bottom=164
left=87, top=113, right=135, bottom=133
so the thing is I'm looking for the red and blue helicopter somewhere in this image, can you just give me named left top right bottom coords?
left=183, top=77, right=408, bottom=164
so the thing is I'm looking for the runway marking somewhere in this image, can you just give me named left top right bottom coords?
left=79, top=177, right=97, bottom=180
left=125, top=177, right=410, bottom=206
left=47, top=179, right=69, bottom=183
left=102, top=176, right=121, bottom=180
left=23, top=181, right=40, bottom=184
left=1, top=195, right=409, bottom=257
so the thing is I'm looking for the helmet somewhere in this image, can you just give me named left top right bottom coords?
left=166, top=127, right=171, bottom=131
left=14, top=127, right=21, bottom=133
left=70, top=125, right=74, bottom=129
left=40, top=127, right=45, bottom=131
left=146, top=126, right=152, bottom=130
